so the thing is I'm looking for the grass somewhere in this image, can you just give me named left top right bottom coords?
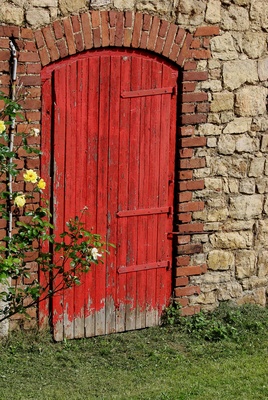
left=0, top=303, right=268, bottom=400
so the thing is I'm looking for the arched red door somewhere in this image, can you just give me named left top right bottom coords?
left=41, top=49, right=178, bottom=340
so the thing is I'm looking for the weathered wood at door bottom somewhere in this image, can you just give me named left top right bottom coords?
left=53, top=297, right=163, bottom=341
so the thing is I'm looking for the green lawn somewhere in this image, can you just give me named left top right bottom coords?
left=0, top=304, right=268, bottom=400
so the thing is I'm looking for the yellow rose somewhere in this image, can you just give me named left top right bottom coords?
left=14, top=194, right=26, bottom=208
left=0, top=120, right=6, bottom=134
left=23, top=169, right=38, bottom=183
left=37, top=178, right=46, bottom=190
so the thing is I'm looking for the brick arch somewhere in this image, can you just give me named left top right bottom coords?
left=31, top=11, right=219, bottom=316
left=35, top=11, right=194, bottom=67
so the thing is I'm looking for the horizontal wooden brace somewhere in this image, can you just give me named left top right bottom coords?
left=121, top=86, right=174, bottom=98
left=118, top=260, right=171, bottom=274
left=117, top=206, right=172, bottom=217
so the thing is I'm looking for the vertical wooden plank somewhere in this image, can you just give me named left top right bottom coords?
left=145, top=59, right=163, bottom=327
left=116, top=54, right=131, bottom=332
left=125, top=54, right=141, bottom=331
left=135, top=56, right=151, bottom=329
left=52, top=66, right=67, bottom=342
left=73, top=58, right=89, bottom=338
left=84, top=55, right=100, bottom=337
left=95, top=54, right=110, bottom=336
left=39, top=77, right=52, bottom=328
left=105, top=55, right=121, bottom=334
left=62, top=61, right=79, bottom=339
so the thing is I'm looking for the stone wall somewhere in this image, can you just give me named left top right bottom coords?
left=0, top=0, right=267, bottom=325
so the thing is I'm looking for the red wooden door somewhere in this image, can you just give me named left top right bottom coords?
left=41, top=49, right=178, bottom=340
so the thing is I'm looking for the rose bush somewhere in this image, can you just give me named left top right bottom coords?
left=0, top=93, right=111, bottom=324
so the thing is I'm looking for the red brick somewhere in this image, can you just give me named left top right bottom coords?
left=178, top=192, right=192, bottom=202
left=132, top=13, right=142, bottom=48
left=179, top=126, right=194, bottom=137
left=109, top=10, right=117, bottom=27
left=93, top=27, right=101, bottom=47
left=180, top=136, right=207, bottom=148
left=182, top=103, right=195, bottom=113
left=0, top=50, right=10, bottom=61
left=177, top=243, right=203, bottom=255
left=158, top=20, right=169, bottom=37
left=0, top=61, right=10, bottom=72
left=183, top=71, right=208, bottom=81
left=179, top=180, right=204, bottom=191
left=39, top=47, right=50, bottom=66
left=0, top=38, right=9, bottom=48
left=124, top=11, right=133, bottom=28
left=143, top=14, right=152, bottom=31
left=176, top=255, right=190, bottom=266
left=81, top=13, right=93, bottom=50
left=175, top=28, right=186, bottom=46
left=162, top=24, right=178, bottom=57
left=200, top=264, right=207, bottom=274
left=26, top=158, right=40, bottom=169
left=0, top=75, right=10, bottom=85
left=180, top=158, right=205, bottom=170
left=21, top=28, right=34, bottom=39
left=181, top=114, right=207, bottom=125
left=109, top=27, right=116, bottom=46
left=34, top=30, right=45, bottom=48
left=178, top=212, right=192, bottom=223
left=53, top=20, right=63, bottom=40
left=155, top=37, right=164, bottom=53
left=56, top=39, right=68, bottom=58
left=182, top=92, right=208, bottom=103
left=20, top=75, right=41, bottom=86
left=21, top=98, right=41, bottom=110
left=174, top=286, right=200, bottom=297
left=74, top=32, right=84, bottom=52
left=18, top=52, right=40, bottom=62
left=42, top=26, right=59, bottom=61
left=181, top=306, right=201, bottom=316
left=140, top=31, right=148, bottom=48
left=182, top=82, right=197, bottom=92
left=176, top=33, right=193, bottom=66
left=183, top=61, right=198, bottom=70
left=194, top=26, right=220, bottom=37
left=17, top=64, right=27, bottom=74
left=0, top=219, right=7, bottom=229
left=2, top=26, right=20, bottom=38
left=178, top=170, right=193, bottom=180
left=175, top=277, right=189, bottom=286
left=176, top=266, right=202, bottom=277
left=15, top=39, right=24, bottom=50
left=179, top=148, right=193, bottom=158
left=174, top=298, right=189, bottom=307
left=27, top=63, right=42, bottom=74
left=179, top=202, right=204, bottom=212
left=124, top=29, right=132, bottom=47
left=91, top=10, right=101, bottom=28
left=177, top=235, right=191, bottom=244
left=192, top=49, right=211, bottom=59
left=26, top=111, right=41, bottom=121
left=190, top=38, right=201, bottom=48
left=63, top=18, right=76, bottom=55
left=71, top=15, right=81, bottom=33
left=24, top=42, right=37, bottom=52
left=101, top=11, right=109, bottom=47
left=147, top=16, right=160, bottom=51
left=115, top=12, right=124, bottom=47
left=169, top=43, right=181, bottom=62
